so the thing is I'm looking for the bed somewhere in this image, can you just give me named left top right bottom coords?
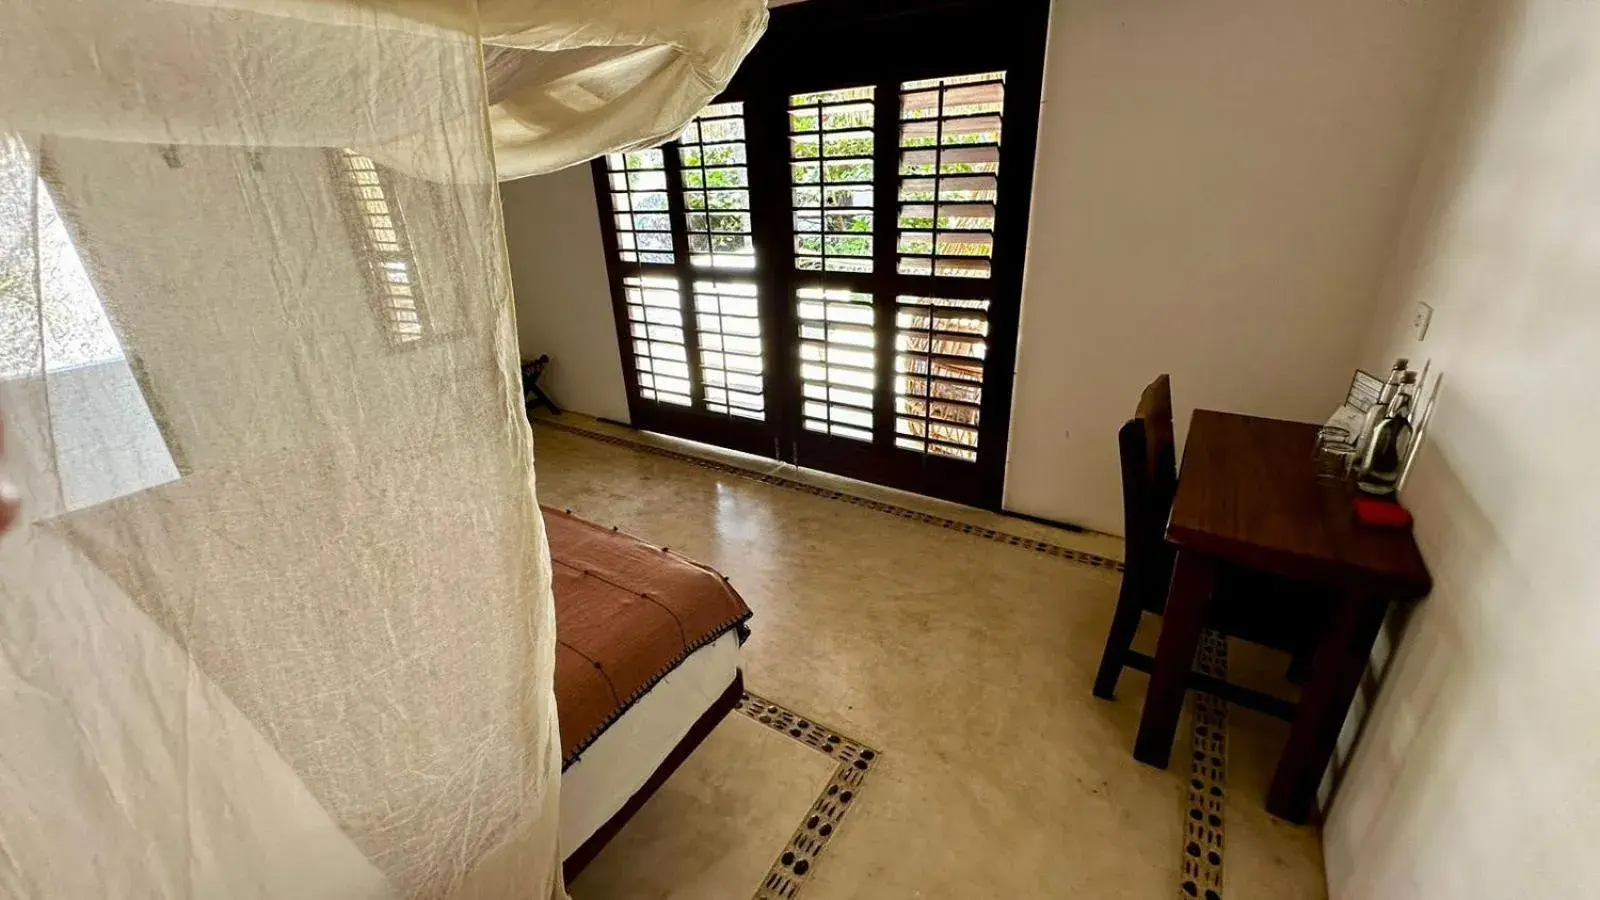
left=544, top=508, right=753, bottom=880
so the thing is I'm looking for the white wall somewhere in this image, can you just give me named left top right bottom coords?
left=1005, top=0, right=1468, bottom=533
left=1323, top=3, right=1600, bottom=897
left=502, top=166, right=631, bottom=423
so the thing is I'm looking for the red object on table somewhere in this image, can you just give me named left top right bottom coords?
left=1354, top=496, right=1414, bottom=528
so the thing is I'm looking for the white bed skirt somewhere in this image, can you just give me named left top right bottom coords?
left=559, top=632, right=742, bottom=857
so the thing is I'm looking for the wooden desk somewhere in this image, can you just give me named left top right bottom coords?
left=1132, top=410, right=1430, bottom=823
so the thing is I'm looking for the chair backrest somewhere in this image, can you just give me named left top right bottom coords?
left=1117, top=375, right=1178, bottom=613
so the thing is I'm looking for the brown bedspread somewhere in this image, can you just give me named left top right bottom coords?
left=546, top=507, right=752, bottom=768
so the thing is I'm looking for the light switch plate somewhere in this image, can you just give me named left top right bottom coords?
left=1412, top=302, right=1434, bottom=341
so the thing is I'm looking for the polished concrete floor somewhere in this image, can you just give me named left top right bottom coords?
left=538, top=418, right=1325, bottom=899
left=573, top=713, right=839, bottom=899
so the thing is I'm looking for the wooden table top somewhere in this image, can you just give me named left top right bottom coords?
left=1167, top=410, right=1432, bottom=597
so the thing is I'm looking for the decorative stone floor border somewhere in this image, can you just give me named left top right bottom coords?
left=1181, top=630, right=1230, bottom=900
left=736, top=691, right=879, bottom=900
left=531, top=416, right=1124, bottom=575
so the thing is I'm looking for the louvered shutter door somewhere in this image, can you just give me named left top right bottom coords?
left=589, top=0, right=1050, bottom=508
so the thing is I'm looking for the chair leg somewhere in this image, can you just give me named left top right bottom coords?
left=1093, top=580, right=1147, bottom=700
left=532, top=386, right=561, bottom=415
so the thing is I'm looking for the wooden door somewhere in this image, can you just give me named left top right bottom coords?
left=593, top=0, right=1050, bottom=508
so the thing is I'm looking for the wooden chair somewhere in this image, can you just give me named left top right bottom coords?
left=1094, top=375, right=1324, bottom=707
left=1094, top=375, right=1178, bottom=700
left=522, top=354, right=561, bottom=416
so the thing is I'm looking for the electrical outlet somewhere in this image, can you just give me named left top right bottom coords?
left=1412, top=302, right=1434, bottom=342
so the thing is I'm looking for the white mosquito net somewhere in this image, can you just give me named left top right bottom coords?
left=0, top=1, right=763, bottom=898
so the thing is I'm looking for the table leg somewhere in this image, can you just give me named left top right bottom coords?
left=1133, top=550, right=1215, bottom=768
left=1266, top=591, right=1389, bottom=823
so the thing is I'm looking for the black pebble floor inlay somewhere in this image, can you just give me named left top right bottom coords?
left=1179, top=631, right=1230, bottom=900
left=737, top=691, right=879, bottom=900
left=531, top=417, right=1124, bottom=575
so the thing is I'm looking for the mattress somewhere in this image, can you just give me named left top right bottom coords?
left=558, top=631, right=741, bottom=857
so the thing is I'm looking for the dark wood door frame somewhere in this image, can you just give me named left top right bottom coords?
left=592, top=0, right=1052, bottom=508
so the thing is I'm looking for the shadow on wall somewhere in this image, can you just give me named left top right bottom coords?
left=1315, top=0, right=1522, bottom=823
left=1318, top=424, right=1509, bottom=821
left=1320, top=2, right=1600, bottom=897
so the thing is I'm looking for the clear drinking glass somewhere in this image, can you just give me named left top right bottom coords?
left=1313, top=427, right=1357, bottom=483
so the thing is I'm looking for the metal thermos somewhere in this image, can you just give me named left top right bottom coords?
left=1356, top=371, right=1418, bottom=495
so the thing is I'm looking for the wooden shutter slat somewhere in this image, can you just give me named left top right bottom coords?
left=898, top=202, right=996, bottom=219
left=899, top=114, right=1004, bottom=140
left=899, top=145, right=1001, bottom=166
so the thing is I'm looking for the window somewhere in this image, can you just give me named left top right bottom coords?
left=601, top=104, right=771, bottom=428
left=334, top=150, right=429, bottom=345
left=589, top=0, right=1048, bottom=507
left=896, top=73, right=1005, bottom=279
left=790, top=87, right=876, bottom=274
left=889, top=71, right=1006, bottom=464
left=797, top=286, right=875, bottom=442
left=680, top=102, right=755, bottom=270
left=603, top=149, right=674, bottom=265
left=694, top=280, right=766, bottom=419
left=893, top=295, right=988, bottom=461
left=622, top=274, right=691, bottom=406
left=0, top=136, right=180, bottom=512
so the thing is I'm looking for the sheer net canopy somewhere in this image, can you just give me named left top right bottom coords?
left=0, top=1, right=763, bottom=897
